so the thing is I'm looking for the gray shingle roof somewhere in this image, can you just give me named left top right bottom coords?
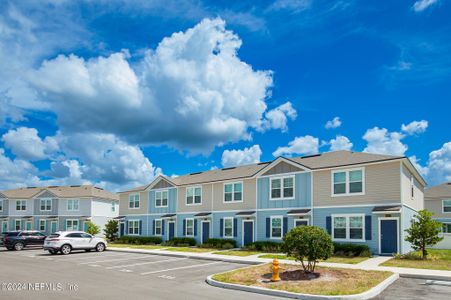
left=425, top=182, right=451, bottom=200
left=1, top=185, right=119, bottom=200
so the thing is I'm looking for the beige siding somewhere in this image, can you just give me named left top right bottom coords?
left=262, top=161, right=304, bottom=176
left=177, top=184, right=213, bottom=213
left=401, top=162, right=424, bottom=211
left=118, top=191, right=148, bottom=215
left=152, top=179, right=174, bottom=190
left=425, top=199, right=451, bottom=219
left=212, top=178, right=256, bottom=211
left=313, top=161, right=401, bottom=206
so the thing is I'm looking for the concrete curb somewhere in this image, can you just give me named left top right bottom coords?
left=206, top=271, right=399, bottom=300
left=108, top=247, right=261, bottom=265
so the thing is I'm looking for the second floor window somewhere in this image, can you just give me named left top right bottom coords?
left=443, top=200, right=451, bottom=213
left=129, top=194, right=140, bottom=209
left=16, top=200, right=26, bottom=211
left=67, top=199, right=79, bottom=211
left=186, top=187, right=201, bottom=205
left=224, top=183, right=242, bottom=202
left=270, top=176, right=294, bottom=200
left=111, top=202, right=116, bottom=212
left=40, top=199, right=52, bottom=211
left=155, top=190, right=168, bottom=207
left=332, top=169, right=364, bottom=196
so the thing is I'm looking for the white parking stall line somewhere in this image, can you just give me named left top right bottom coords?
left=47, top=252, right=130, bottom=261
left=140, top=261, right=222, bottom=276
left=78, top=254, right=156, bottom=265
left=106, top=257, right=186, bottom=269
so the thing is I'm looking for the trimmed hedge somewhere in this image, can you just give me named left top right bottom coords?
left=164, top=237, right=197, bottom=246
left=116, top=236, right=162, bottom=245
left=333, top=242, right=371, bottom=257
left=200, top=238, right=236, bottom=249
left=244, top=241, right=282, bottom=253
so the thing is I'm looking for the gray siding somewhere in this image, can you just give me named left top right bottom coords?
left=262, top=161, right=304, bottom=176
left=152, top=179, right=174, bottom=190
left=58, top=198, right=92, bottom=216
left=0, top=199, right=8, bottom=216
left=119, top=191, right=149, bottom=215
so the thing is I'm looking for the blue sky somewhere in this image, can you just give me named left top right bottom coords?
left=0, top=0, right=450, bottom=191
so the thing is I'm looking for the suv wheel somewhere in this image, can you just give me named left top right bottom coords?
left=60, top=244, right=72, bottom=255
left=95, top=243, right=105, bottom=252
left=14, top=242, right=24, bottom=251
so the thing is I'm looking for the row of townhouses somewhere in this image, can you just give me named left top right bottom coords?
left=425, top=182, right=451, bottom=249
left=117, top=150, right=427, bottom=255
left=0, top=185, right=119, bottom=235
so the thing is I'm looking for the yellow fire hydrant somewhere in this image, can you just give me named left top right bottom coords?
left=271, top=258, right=281, bottom=282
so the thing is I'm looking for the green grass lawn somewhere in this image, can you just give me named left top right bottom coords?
left=381, top=249, right=451, bottom=271
left=108, top=243, right=165, bottom=250
left=213, top=263, right=392, bottom=296
left=212, top=250, right=261, bottom=257
left=258, top=254, right=369, bottom=264
left=164, top=247, right=217, bottom=253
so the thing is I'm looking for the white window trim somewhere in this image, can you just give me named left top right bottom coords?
left=223, top=181, right=244, bottom=203
left=0, top=199, right=3, bottom=212
left=331, top=168, right=365, bottom=197
left=269, top=175, right=296, bottom=201
left=154, top=219, right=163, bottom=236
left=155, top=190, right=169, bottom=208
left=270, top=215, right=284, bottom=239
left=111, top=202, right=116, bottom=212
left=129, top=194, right=140, bottom=209
left=16, top=200, right=27, bottom=211
left=293, top=218, right=309, bottom=227
left=15, top=219, right=22, bottom=230
left=39, top=219, right=46, bottom=231
left=40, top=199, right=52, bottom=212
left=410, top=176, right=415, bottom=200
left=223, top=217, right=234, bottom=238
left=127, top=219, right=140, bottom=236
left=331, top=214, right=365, bottom=242
left=66, top=219, right=79, bottom=231
left=185, top=218, right=195, bottom=237
left=185, top=186, right=202, bottom=206
left=442, top=199, right=451, bottom=214
left=67, top=199, right=80, bottom=211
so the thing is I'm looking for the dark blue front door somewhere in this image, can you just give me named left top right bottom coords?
left=202, top=222, right=210, bottom=244
left=243, top=221, right=253, bottom=246
left=168, top=222, right=175, bottom=240
left=120, top=222, right=125, bottom=237
left=380, top=219, right=398, bottom=254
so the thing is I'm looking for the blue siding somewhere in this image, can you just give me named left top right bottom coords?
left=256, top=209, right=311, bottom=243
left=401, top=205, right=417, bottom=254
left=176, top=213, right=200, bottom=244
left=257, top=173, right=311, bottom=209
left=212, top=212, right=242, bottom=246
left=148, top=188, right=177, bottom=214
left=434, top=218, right=451, bottom=223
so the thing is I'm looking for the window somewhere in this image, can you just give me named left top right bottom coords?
left=332, top=215, right=364, bottom=241
left=223, top=217, right=234, bottom=238
left=294, top=219, right=309, bottom=227
left=442, top=223, right=451, bottom=234
left=39, top=219, right=46, bottom=231
left=154, top=219, right=162, bottom=235
left=155, top=190, right=168, bottom=207
left=15, top=220, right=22, bottom=230
left=443, top=200, right=451, bottom=213
left=332, top=169, right=364, bottom=196
left=129, top=194, right=140, bottom=209
left=67, top=199, right=79, bottom=211
left=270, top=176, right=295, bottom=200
left=186, top=187, right=202, bottom=205
left=66, top=219, right=79, bottom=231
left=128, top=220, right=140, bottom=235
left=40, top=199, right=52, bottom=211
left=410, top=176, right=415, bottom=199
left=271, top=217, right=283, bottom=239
left=16, top=200, right=26, bottom=211
left=0, top=200, right=3, bottom=212
left=66, top=233, right=82, bottom=238
left=111, top=202, right=116, bottom=212
left=185, top=218, right=194, bottom=236
left=224, top=182, right=243, bottom=202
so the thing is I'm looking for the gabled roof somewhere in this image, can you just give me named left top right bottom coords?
left=1, top=185, right=118, bottom=201
left=425, top=182, right=451, bottom=200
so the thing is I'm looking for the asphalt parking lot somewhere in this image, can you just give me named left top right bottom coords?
left=1, top=248, right=451, bottom=300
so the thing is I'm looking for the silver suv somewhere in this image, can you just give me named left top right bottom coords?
left=43, top=231, right=107, bottom=255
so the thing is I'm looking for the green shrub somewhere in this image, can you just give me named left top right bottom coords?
left=85, top=221, right=100, bottom=236
left=333, top=242, right=371, bottom=257
left=244, top=241, right=282, bottom=253
left=200, top=238, right=236, bottom=249
left=164, top=237, right=197, bottom=246
left=104, top=220, right=119, bottom=242
left=116, top=236, right=162, bottom=245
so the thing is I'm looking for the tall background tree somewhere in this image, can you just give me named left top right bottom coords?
left=405, top=209, right=443, bottom=259
left=104, top=219, right=119, bottom=242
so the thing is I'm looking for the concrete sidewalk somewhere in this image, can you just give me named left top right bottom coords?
left=109, top=247, right=451, bottom=281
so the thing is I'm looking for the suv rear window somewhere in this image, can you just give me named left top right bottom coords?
left=5, top=232, right=20, bottom=237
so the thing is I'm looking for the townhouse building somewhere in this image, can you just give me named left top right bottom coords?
left=118, top=150, right=426, bottom=255
left=0, top=185, right=119, bottom=236
left=425, top=182, right=451, bottom=249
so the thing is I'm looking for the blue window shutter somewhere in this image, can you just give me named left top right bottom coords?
left=365, top=216, right=372, bottom=240
left=153, top=219, right=156, bottom=235
left=266, top=218, right=270, bottom=238
left=162, top=221, right=165, bottom=236
left=183, top=219, right=186, bottom=236
left=233, top=218, right=237, bottom=237
left=139, top=220, right=142, bottom=235
left=283, top=217, right=288, bottom=236
left=194, top=219, right=198, bottom=236
left=326, top=216, right=331, bottom=235
left=220, top=218, right=223, bottom=237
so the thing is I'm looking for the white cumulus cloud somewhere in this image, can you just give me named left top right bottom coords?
left=221, top=145, right=262, bottom=167
left=259, top=101, right=297, bottom=132
left=273, top=135, right=319, bottom=157
left=363, top=127, right=407, bottom=156
left=325, top=117, right=342, bottom=129
left=401, top=120, right=428, bottom=135
left=329, top=135, right=353, bottom=151
left=412, top=0, right=438, bottom=12
left=424, top=142, right=451, bottom=185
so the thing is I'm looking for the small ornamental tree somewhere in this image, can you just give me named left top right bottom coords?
left=104, top=219, right=119, bottom=242
left=282, top=226, right=333, bottom=273
left=405, top=209, right=443, bottom=259
left=85, top=220, right=100, bottom=236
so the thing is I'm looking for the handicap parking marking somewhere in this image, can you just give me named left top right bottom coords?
left=119, top=269, right=133, bottom=273
left=140, top=261, right=222, bottom=276
left=105, top=257, right=186, bottom=270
